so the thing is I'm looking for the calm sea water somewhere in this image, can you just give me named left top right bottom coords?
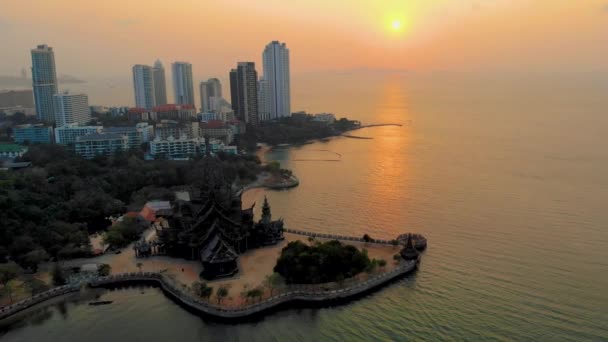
left=1, top=72, right=607, bottom=341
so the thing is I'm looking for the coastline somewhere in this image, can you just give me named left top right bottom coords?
left=0, top=261, right=418, bottom=322
left=0, top=231, right=424, bottom=322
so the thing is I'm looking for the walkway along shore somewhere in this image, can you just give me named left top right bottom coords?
left=0, top=230, right=423, bottom=322
left=0, top=260, right=417, bottom=322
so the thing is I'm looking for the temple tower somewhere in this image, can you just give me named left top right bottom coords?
left=261, top=196, right=272, bottom=225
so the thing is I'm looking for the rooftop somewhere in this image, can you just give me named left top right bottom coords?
left=76, top=133, right=125, bottom=142
left=0, top=144, right=27, bottom=153
left=104, top=126, right=137, bottom=133
left=153, top=104, right=196, bottom=112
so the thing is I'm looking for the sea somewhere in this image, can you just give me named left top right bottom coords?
left=1, top=71, right=607, bottom=341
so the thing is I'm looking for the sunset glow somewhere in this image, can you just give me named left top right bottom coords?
left=1, top=1, right=607, bottom=77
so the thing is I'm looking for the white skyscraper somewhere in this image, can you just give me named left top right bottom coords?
left=172, top=62, right=195, bottom=107
left=53, top=91, right=91, bottom=127
left=132, top=65, right=156, bottom=109
left=262, top=41, right=291, bottom=120
left=31, top=44, right=58, bottom=123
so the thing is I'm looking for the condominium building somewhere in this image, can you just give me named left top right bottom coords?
left=150, top=135, right=199, bottom=159
left=229, top=62, right=258, bottom=125
left=257, top=79, right=269, bottom=122
left=54, top=124, right=102, bottom=145
left=192, top=120, right=236, bottom=144
left=12, top=124, right=53, bottom=144
left=74, top=133, right=128, bottom=159
left=172, top=62, right=195, bottom=106
left=153, top=60, right=168, bottom=106
left=102, top=123, right=154, bottom=150
left=152, top=104, right=196, bottom=121
left=199, top=78, right=222, bottom=112
left=150, top=136, right=235, bottom=159
left=261, top=41, right=291, bottom=120
left=53, top=91, right=91, bottom=127
left=155, top=120, right=193, bottom=140
left=31, top=44, right=58, bottom=122
left=132, top=65, right=156, bottom=110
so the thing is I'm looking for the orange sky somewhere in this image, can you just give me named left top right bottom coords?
left=1, top=0, right=607, bottom=78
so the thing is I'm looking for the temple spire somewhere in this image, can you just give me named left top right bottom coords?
left=400, top=233, right=419, bottom=260
left=261, top=196, right=272, bottom=224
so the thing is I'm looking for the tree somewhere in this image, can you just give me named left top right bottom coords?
left=21, top=249, right=49, bottom=272
left=0, top=264, right=20, bottom=304
left=263, top=273, right=285, bottom=296
left=274, top=240, right=372, bottom=284
left=216, top=286, right=229, bottom=304
left=200, top=284, right=213, bottom=301
left=51, top=263, right=66, bottom=286
left=393, top=254, right=402, bottom=263
left=378, top=259, right=387, bottom=270
left=362, top=234, right=373, bottom=243
left=192, top=281, right=213, bottom=301
left=136, top=262, right=143, bottom=273
left=247, top=288, right=263, bottom=303
left=98, top=264, right=111, bottom=276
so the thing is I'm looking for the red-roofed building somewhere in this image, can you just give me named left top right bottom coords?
left=151, top=104, right=196, bottom=121
left=128, top=107, right=157, bottom=121
left=193, top=120, right=236, bottom=144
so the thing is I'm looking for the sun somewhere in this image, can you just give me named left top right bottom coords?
left=391, top=20, right=402, bottom=31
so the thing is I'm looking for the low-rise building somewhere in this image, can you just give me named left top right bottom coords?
left=12, top=124, right=53, bottom=144
left=149, top=135, right=236, bottom=159
left=54, top=124, right=103, bottom=145
left=193, top=120, right=236, bottom=144
left=127, top=107, right=156, bottom=122
left=136, top=122, right=154, bottom=142
left=150, top=135, right=199, bottom=159
left=313, top=113, right=336, bottom=123
left=155, top=120, right=193, bottom=140
left=152, top=104, right=196, bottom=121
left=74, top=133, right=128, bottom=159
left=0, top=144, right=28, bottom=158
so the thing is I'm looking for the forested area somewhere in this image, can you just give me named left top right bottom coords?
left=274, top=240, right=373, bottom=284
left=238, top=115, right=360, bottom=149
left=0, top=144, right=264, bottom=270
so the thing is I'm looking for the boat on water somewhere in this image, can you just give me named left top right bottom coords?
left=88, top=301, right=113, bottom=306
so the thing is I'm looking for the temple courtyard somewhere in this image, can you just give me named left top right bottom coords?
left=56, top=232, right=401, bottom=307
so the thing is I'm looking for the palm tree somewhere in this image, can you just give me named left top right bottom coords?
left=217, top=286, right=229, bottom=304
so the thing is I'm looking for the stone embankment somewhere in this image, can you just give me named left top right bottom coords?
left=284, top=228, right=428, bottom=250
left=0, top=284, right=79, bottom=321
left=0, top=260, right=417, bottom=321
left=1, top=229, right=425, bottom=321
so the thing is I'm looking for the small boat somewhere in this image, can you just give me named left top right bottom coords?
left=88, top=300, right=113, bottom=306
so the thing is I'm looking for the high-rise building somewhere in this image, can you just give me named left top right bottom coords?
left=257, top=79, right=269, bottom=122
left=199, top=78, right=222, bottom=112
left=53, top=91, right=91, bottom=127
left=262, top=41, right=291, bottom=120
left=153, top=60, right=167, bottom=106
left=31, top=44, right=58, bottom=123
left=229, top=62, right=259, bottom=125
left=132, top=65, right=156, bottom=109
left=172, top=62, right=195, bottom=106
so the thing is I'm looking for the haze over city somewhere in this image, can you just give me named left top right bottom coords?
left=2, top=0, right=608, bottom=79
